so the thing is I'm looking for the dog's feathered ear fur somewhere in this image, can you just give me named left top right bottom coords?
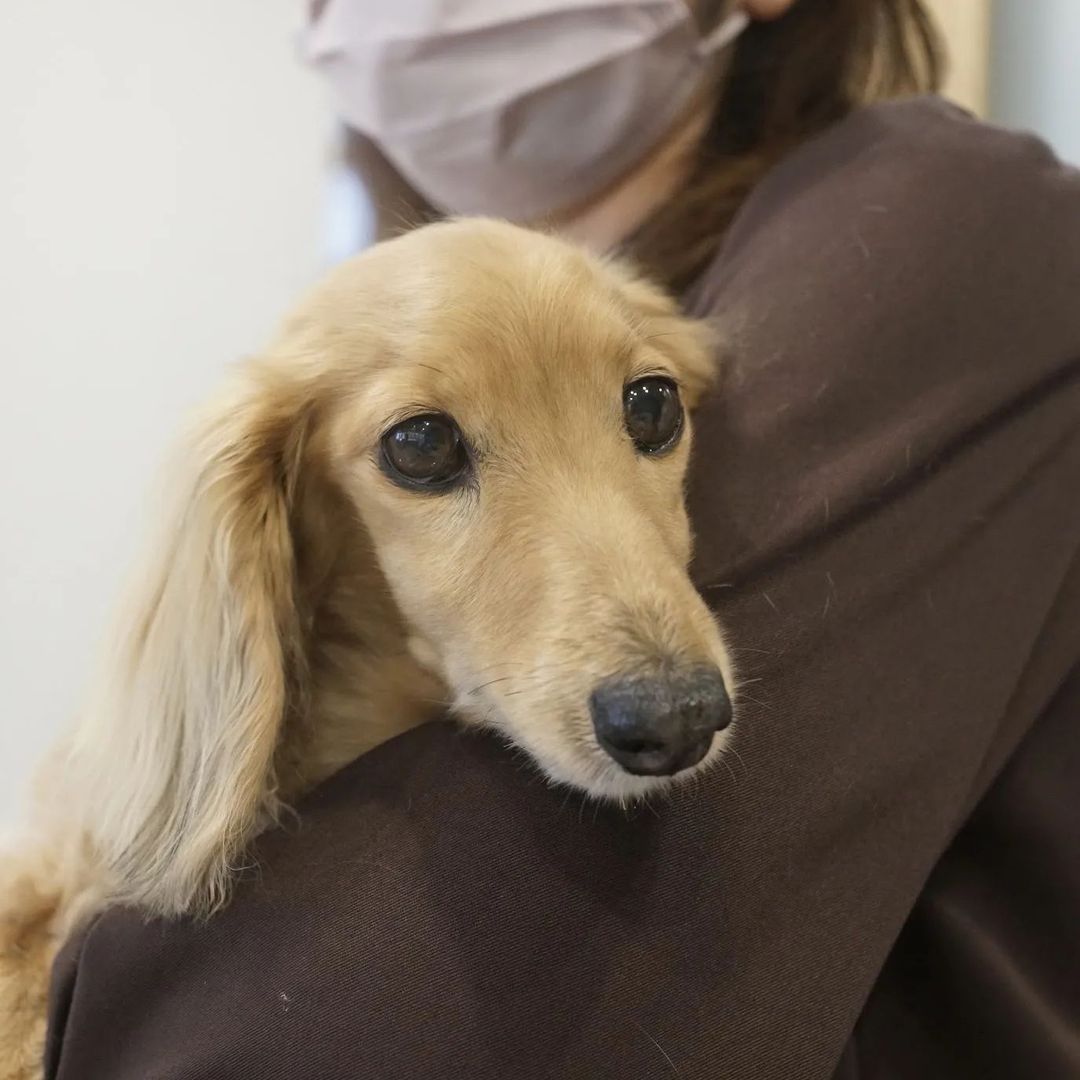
left=69, top=361, right=316, bottom=917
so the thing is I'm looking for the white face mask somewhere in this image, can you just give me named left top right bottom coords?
left=303, top=1, right=750, bottom=221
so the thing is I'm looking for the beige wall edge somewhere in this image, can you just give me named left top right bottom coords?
left=924, top=0, right=991, bottom=115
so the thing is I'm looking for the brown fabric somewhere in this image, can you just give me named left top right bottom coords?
left=45, top=97, right=1080, bottom=1079
left=833, top=666, right=1080, bottom=1080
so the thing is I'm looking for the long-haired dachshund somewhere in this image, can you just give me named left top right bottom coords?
left=0, top=219, right=735, bottom=1078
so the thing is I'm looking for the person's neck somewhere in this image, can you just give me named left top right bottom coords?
left=549, top=103, right=709, bottom=253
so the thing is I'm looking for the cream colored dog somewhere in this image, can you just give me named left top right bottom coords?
left=0, top=219, right=734, bottom=1078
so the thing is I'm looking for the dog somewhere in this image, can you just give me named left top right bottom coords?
left=0, top=218, right=735, bottom=1078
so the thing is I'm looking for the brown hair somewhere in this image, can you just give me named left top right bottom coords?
left=626, top=0, right=942, bottom=290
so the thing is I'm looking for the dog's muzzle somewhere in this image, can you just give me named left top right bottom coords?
left=589, top=667, right=732, bottom=777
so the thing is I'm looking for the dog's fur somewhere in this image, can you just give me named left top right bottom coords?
left=0, top=219, right=733, bottom=1078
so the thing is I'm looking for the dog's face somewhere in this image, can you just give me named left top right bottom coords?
left=307, top=221, right=735, bottom=799
left=77, top=219, right=738, bottom=916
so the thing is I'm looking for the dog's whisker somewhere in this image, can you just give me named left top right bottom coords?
left=736, top=693, right=772, bottom=712
left=719, top=754, right=739, bottom=786
left=725, top=746, right=750, bottom=778
left=632, top=1020, right=684, bottom=1078
left=464, top=675, right=517, bottom=696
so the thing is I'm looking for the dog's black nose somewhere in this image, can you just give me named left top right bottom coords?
left=589, top=668, right=732, bottom=777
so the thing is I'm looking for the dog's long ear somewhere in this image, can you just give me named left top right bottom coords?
left=70, top=362, right=316, bottom=917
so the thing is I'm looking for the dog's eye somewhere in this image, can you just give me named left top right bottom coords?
left=624, top=377, right=683, bottom=454
left=380, top=414, right=469, bottom=491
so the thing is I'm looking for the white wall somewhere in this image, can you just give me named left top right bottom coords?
left=990, top=0, right=1080, bottom=164
left=0, top=1, right=329, bottom=823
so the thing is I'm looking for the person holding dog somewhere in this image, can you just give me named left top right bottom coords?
left=44, top=2, right=1080, bottom=1078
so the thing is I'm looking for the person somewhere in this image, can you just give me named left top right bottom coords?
left=45, top=2, right=1080, bottom=1077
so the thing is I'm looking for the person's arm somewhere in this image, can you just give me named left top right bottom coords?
left=684, top=94, right=1080, bottom=1078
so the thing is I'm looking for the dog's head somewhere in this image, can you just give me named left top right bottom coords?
left=75, top=220, right=733, bottom=915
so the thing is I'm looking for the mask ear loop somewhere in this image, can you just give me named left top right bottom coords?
left=695, top=8, right=751, bottom=56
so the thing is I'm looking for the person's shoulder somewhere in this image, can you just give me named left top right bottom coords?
left=774, top=94, right=1075, bottom=210
left=684, top=98, right=1080, bottom=591
left=843, top=94, right=1068, bottom=172
left=840, top=95, right=1078, bottom=219
left=706, top=95, right=1078, bottom=271
left=692, top=95, right=1080, bottom=346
